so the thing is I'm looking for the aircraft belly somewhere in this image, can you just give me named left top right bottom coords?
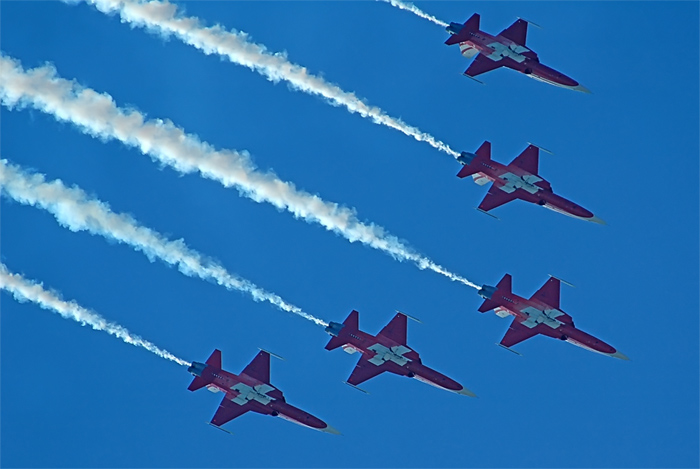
left=525, top=73, right=577, bottom=89
left=472, top=173, right=491, bottom=185
left=494, top=306, right=511, bottom=318
left=459, top=43, right=479, bottom=59
left=543, top=203, right=582, bottom=219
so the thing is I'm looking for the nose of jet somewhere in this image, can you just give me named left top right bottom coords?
left=610, top=351, right=630, bottom=360
left=320, top=424, right=342, bottom=435
left=571, top=84, right=592, bottom=94
left=587, top=215, right=607, bottom=225
left=456, top=386, right=478, bottom=398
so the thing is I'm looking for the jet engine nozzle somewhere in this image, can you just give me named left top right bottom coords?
left=446, top=22, right=463, bottom=35
left=457, top=152, right=478, bottom=166
left=478, top=285, right=497, bottom=300
left=188, top=361, right=207, bottom=377
left=325, top=321, right=345, bottom=337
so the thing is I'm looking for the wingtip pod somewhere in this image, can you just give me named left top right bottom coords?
left=547, top=274, right=575, bottom=288
left=207, top=422, right=234, bottom=435
left=258, top=348, right=286, bottom=361
left=396, top=310, right=422, bottom=324
left=517, top=17, right=543, bottom=29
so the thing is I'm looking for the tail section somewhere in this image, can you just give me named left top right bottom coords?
left=206, top=349, right=222, bottom=368
left=187, top=349, right=222, bottom=392
left=477, top=274, right=512, bottom=312
left=325, top=310, right=359, bottom=351
left=457, top=141, right=491, bottom=178
left=445, top=13, right=480, bottom=45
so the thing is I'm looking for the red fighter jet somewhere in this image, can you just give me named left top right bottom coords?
left=445, top=13, right=590, bottom=92
left=457, top=141, right=604, bottom=223
left=187, top=349, right=340, bottom=434
left=477, top=275, right=628, bottom=359
left=324, top=310, right=476, bottom=396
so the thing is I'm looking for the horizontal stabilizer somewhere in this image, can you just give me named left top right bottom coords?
left=445, top=13, right=480, bottom=45
left=457, top=141, right=491, bottom=178
left=206, top=349, right=222, bottom=369
left=478, top=274, right=512, bottom=312
left=187, top=375, right=210, bottom=392
left=325, top=310, right=359, bottom=350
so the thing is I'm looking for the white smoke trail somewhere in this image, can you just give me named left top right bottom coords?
left=0, top=55, right=480, bottom=289
left=0, top=159, right=329, bottom=327
left=0, top=262, right=190, bottom=366
left=79, top=0, right=459, bottom=158
left=378, top=0, right=449, bottom=27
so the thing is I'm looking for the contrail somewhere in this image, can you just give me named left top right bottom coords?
left=79, top=0, right=459, bottom=158
left=0, top=55, right=480, bottom=290
left=0, top=262, right=190, bottom=367
left=378, top=0, right=449, bottom=27
left=0, top=159, right=329, bottom=327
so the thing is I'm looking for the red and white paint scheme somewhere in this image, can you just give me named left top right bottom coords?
left=325, top=310, right=476, bottom=396
left=457, top=141, right=604, bottom=223
left=445, top=13, right=589, bottom=92
left=477, top=275, right=628, bottom=359
left=187, top=349, right=339, bottom=434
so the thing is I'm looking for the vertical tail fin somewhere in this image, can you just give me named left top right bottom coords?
left=445, top=13, right=481, bottom=45
left=457, top=141, right=491, bottom=178
left=325, top=310, right=359, bottom=351
left=477, top=274, right=512, bottom=312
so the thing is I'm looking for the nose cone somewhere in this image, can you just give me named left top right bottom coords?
left=610, top=351, right=630, bottom=360
left=587, top=215, right=607, bottom=225
left=571, top=84, right=592, bottom=94
left=320, top=424, right=341, bottom=435
left=456, top=386, right=478, bottom=398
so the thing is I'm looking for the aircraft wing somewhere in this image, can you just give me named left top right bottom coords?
left=478, top=184, right=520, bottom=212
left=530, top=277, right=560, bottom=309
left=347, top=355, right=390, bottom=386
left=464, top=54, right=505, bottom=78
left=500, top=319, right=542, bottom=348
left=241, top=350, right=270, bottom=383
left=210, top=396, right=254, bottom=427
left=498, top=19, right=528, bottom=46
left=378, top=313, right=407, bottom=345
left=509, top=145, right=540, bottom=175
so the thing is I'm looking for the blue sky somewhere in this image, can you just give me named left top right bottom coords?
left=1, top=1, right=698, bottom=467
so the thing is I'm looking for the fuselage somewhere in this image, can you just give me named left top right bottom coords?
left=469, top=158, right=597, bottom=221
left=457, top=29, right=584, bottom=91
left=334, top=327, right=469, bottom=395
left=197, top=366, right=330, bottom=432
left=491, top=290, right=620, bottom=358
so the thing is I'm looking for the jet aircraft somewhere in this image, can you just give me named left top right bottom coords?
left=187, top=349, right=339, bottom=434
left=457, top=141, right=604, bottom=223
left=325, top=310, right=476, bottom=396
left=477, top=275, right=628, bottom=359
left=445, top=13, right=589, bottom=92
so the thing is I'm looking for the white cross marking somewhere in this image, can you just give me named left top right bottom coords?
left=367, top=344, right=413, bottom=366
left=231, top=383, right=276, bottom=405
